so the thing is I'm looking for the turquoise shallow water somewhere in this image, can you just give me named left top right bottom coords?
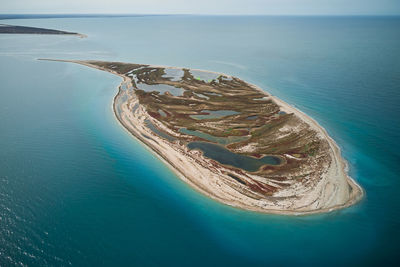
left=0, top=16, right=399, bottom=266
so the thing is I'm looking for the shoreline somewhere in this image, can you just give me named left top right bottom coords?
left=40, top=59, right=363, bottom=215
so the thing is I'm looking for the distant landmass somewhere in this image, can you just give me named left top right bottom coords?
left=0, top=14, right=156, bottom=20
left=0, top=24, right=86, bottom=37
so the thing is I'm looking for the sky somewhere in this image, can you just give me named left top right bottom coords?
left=1, top=0, right=400, bottom=15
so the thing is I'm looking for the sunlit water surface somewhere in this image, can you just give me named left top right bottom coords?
left=0, top=16, right=399, bottom=266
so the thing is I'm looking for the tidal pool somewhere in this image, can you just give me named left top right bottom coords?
left=137, top=82, right=184, bottom=96
left=145, top=119, right=176, bottom=142
left=158, top=109, right=167, bottom=117
left=190, top=70, right=220, bottom=82
left=179, top=128, right=248, bottom=145
left=246, top=115, right=258, bottom=120
left=162, top=68, right=184, bottom=82
left=187, top=141, right=281, bottom=172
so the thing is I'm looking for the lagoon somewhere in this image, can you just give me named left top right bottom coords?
left=188, top=141, right=281, bottom=171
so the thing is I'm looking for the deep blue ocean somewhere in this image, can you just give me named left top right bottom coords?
left=0, top=16, right=399, bottom=266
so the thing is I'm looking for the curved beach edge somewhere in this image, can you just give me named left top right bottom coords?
left=40, top=59, right=364, bottom=216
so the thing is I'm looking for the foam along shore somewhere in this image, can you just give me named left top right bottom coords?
left=40, top=59, right=363, bottom=215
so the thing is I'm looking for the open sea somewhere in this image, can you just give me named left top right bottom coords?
left=0, top=15, right=399, bottom=266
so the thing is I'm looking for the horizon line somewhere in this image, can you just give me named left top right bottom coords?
left=1, top=13, right=400, bottom=17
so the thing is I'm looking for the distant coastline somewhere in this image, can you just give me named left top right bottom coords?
left=0, top=24, right=86, bottom=38
left=0, top=14, right=160, bottom=20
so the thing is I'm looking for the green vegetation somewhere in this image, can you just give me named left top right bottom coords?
left=89, top=61, right=331, bottom=184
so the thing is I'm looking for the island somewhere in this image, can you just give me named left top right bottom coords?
left=0, top=24, right=86, bottom=38
left=41, top=59, right=363, bottom=215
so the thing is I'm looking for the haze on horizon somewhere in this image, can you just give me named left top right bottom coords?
left=2, top=0, right=400, bottom=16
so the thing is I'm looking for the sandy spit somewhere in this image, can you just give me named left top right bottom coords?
left=38, top=59, right=363, bottom=215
